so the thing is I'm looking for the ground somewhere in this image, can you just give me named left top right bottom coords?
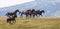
left=0, top=16, right=60, bottom=29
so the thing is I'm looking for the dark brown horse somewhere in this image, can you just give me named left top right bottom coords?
left=38, top=10, right=45, bottom=16
left=32, top=10, right=45, bottom=17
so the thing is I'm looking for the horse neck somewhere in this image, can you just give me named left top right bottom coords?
left=40, top=11, right=43, bottom=14
left=13, top=11, right=18, bottom=14
left=32, top=10, right=35, bottom=12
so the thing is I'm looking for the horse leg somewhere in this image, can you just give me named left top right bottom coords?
left=8, top=19, right=14, bottom=25
left=26, top=14, right=28, bottom=17
left=41, top=14, right=43, bottom=16
left=13, top=19, right=16, bottom=23
left=7, top=19, right=11, bottom=24
left=35, top=14, right=38, bottom=17
left=7, top=19, right=9, bottom=23
left=30, top=14, right=31, bottom=17
left=11, top=19, right=16, bottom=24
left=20, top=14, right=23, bottom=17
left=33, top=14, right=35, bottom=17
left=39, top=14, right=43, bottom=17
left=15, top=15, right=17, bottom=17
left=7, top=20, right=11, bottom=24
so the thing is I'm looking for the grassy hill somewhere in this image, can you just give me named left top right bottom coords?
left=0, top=17, right=60, bottom=29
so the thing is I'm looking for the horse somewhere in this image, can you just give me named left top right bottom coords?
left=32, top=10, right=45, bottom=17
left=11, top=9, right=20, bottom=17
left=19, top=9, right=37, bottom=17
left=7, top=15, right=16, bottom=24
left=37, top=10, right=45, bottom=16
left=6, top=9, right=20, bottom=24
left=6, top=9, right=19, bottom=17
left=20, top=10, right=32, bottom=17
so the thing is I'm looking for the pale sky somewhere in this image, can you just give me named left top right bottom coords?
left=0, top=0, right=34, bottom=8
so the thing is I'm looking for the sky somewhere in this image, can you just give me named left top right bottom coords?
left=0, top=0, right=34, bottom=8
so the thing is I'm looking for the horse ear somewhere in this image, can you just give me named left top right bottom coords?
left=42, top=10, right=45, bottom=13
left=17, top=9, right=18, bottom=10
left=16, top=9, right=19, bottom=11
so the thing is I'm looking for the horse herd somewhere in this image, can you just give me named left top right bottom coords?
left=5, top=9, right=45, bottom=24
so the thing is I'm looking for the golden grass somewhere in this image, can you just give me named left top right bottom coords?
left=0, top=17, right=60, bottom=29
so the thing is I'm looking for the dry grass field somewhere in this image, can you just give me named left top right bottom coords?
left=0, top=16, right=60, bottom=29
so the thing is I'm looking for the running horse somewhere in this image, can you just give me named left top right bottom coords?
left=19, top=9, right=37, bottom=17
left=38, top=10, right=45, bottom=16
left=6, top=9, right=19, bottom=24
left=32, top=10, right=45, bottom=17
left=20, top=9, right=32, bottom=17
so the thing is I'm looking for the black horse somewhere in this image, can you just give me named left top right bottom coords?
left=6, top=9, right=19, bottom=24
left=38, top=10, right=45, bottom=16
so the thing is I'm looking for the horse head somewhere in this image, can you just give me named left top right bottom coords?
left=15, top=9, right=19, bottom=12
left=32, top=9, right=35, bottom=12
left=19, top=11, right=22, bottom=14
left=27, top=9, right=31, bottom=11
left=41, top=10, right=45, bottom=13
left=14, top=9, right=20, bottom=14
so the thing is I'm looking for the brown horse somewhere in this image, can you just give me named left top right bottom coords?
left=20, top=9, right=36, bottom=17
left=20, top=10, right=32, bottom=17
